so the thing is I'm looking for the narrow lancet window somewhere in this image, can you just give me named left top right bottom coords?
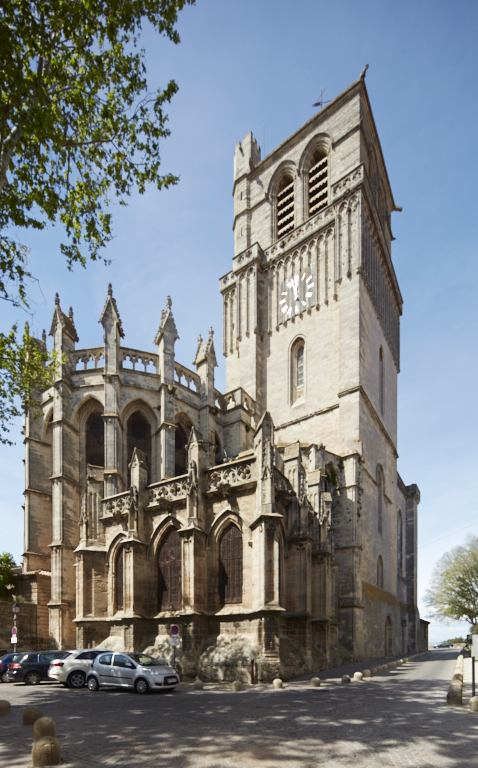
left=277, top=174, right=294, bottom=238
left=379, top=346, right=384, bottom=416
left=377, top=555, right=384, bottom=588
left=377, top=466, right=383, bottom=535
left=308, top=150, right=328, bottom=216
left=158, top=529, right=182, bottom=611
left=219, top=525, right=243, bottom=605
left=291, top=339, right=305, bottom=403
left=116, top=547, right=124, bottom=611
left=398, top=511, right=403, bottom=572
left=86, top=412, right=104, bottom=467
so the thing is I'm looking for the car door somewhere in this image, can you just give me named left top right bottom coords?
left=111, top=654, right=137, bottom=687
left=39, top=652, right=60, bottom=678
left=96, top=653, right=114, bottom=685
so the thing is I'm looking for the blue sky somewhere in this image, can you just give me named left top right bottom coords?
left=1, top=0, right=477, bottom=643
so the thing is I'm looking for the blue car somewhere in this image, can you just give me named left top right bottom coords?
left=7, top=651, right=69, bottom=685
left=0, top=652, right=26, bottom=683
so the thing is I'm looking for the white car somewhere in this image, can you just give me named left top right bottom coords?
left=48, top=649, right=109, bottom=688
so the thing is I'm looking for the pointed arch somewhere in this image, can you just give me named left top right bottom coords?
left=219, top=524, right=243, bottom=605
left=158, top=527, right=182, bottom=611
left=267, top=160, right=297, bottom=242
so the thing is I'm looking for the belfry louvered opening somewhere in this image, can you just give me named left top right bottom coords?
left=277, top=174, right=294, bottom=238
left=308, top=150, right=328, bottom=215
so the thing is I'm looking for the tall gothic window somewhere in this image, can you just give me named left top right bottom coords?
left=175, top=424, right=188, bottom=476
left=379, top=346, right=384, bottom=416
left=377, top=555, right=384, bottom=589
left=276, top=174, right=294, bottom=239
left=86, top=412, right=104, bottom=467
left=398, top=511, right=403, bottom=572
left=219, top=525, right=243, bottom=605
left=291, top=338, right=305, bottom=403
left=377, top=466, right=383, bottom=535
left=127, top=411, right=151, bottom=482
left=158, top=528, right=182, bottom=611
left=308, top=150, right=328, bottom=216
left=115, top=547, right=124, bottom=611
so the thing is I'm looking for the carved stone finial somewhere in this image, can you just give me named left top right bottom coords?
left=360, top=64, right=369, bottom=80
left=42, top=329, right=46, bottom=344
left=197, top=334, right=203, bottom=345
left=208, top=327, right=214, bottom=340
left=108, top=283, right=113, bottom=296
left=166, top=295, right=172, bottom=310
left=55, top=293, right=60, bottom=307
left=69, top=307, right=74, bottom=320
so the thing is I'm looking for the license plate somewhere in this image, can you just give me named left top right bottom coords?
left=164, top=676, right=178, bottom=685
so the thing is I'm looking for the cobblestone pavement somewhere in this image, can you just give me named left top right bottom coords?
left=1, top=650, right=477, bottom=767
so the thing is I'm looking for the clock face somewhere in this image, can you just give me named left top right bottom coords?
left=279, top=264, right=315, bottom=320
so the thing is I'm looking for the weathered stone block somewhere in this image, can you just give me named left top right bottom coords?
left=33, top=717, right=56, bottom=740
left=23, top=705, right=42, bottom=726
left=31, top=735, right=61, bottom=766
left=0, top=700, right=11, bottom=716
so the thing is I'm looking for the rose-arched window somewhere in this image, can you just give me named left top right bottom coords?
left=219, top=525, right=243, bottom=605
left=158, top=529, right=182, bottom=611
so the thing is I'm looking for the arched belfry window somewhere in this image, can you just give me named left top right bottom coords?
left=379, top=346, right=385, bottom=415
left=175, top=424, right=189, bottom=476
left=115, top=547, right=124, bottom=611
left=219, top=525, right=243, bottom=605
left=158, top=528, right=182, bottom=611
left=377, top=555, right=384, bottom=588
left=127, top=411, right=151, bottom=482
left=398, top=511, right=403, bottom=572
left=291, top=338, right=305, bottom=403
left=277, top=173, right=294, bottom=239
left=377, top=466, right=383, bottom=535
left=86, top=411, right=104, bottom=467
left=308, top=149, right=328, bottom=216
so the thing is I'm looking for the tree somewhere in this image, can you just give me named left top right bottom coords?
left=425, top=535, right=478, bottom=628
left=0, top=553, right=16, bottom=599
left=0, top=0, right=194, bottom=440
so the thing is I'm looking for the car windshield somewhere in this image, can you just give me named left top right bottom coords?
left=128, top=654, right=164, bottom=667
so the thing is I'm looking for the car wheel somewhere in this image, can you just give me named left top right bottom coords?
left=87, top=677, right=99, bottom=691
left=24, top=671, right=41, bottom=686
left=134, top=678, right=149, bottom=695
left=68, top=671, right=86, bottom=689
left=0, top=671, right=8, bottom=684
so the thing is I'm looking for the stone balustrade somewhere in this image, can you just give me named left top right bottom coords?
left=174, top=363, right=200, bottom=392
left=145, top=475, right=189, bottom=509
left=121, top=348, right=158, bottom=373
left=72, top=347, right=104, bottom=370
left=223, top=387, right=256, bottom=415
left=207, top=457, right=256, bottom=495
left=101, top=491, right=130, bottom=520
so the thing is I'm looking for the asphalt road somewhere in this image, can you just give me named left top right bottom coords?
left=0, top=650, right=476, bottom=767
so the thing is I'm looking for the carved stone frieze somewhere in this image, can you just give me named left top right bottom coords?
left=207, top=459, right=255, bottom=496
left=146, top=477, right=188, bottom=508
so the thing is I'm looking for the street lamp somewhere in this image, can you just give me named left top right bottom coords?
left=12, top=603, right=19, bottom=615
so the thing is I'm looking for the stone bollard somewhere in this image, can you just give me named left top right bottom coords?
left=469, top=697, right=478, bottom=712
left=310, top=677, right=321, bottom=687
left=362, top=669, right=371, bottom=678
left=33, top=717, right=56, bottom=740
left=23, top=706, right=42, bottom=726
left=447, top=680, right=462, bottom=706
left=31, top=735, right=61, bottom=767
left=0, top=700, right=11, bottom=716
left=398, top=659, right=404, bottom=665
left=370, top=667, right=378, bottom=676
left=272, top=678, right=283, bottom=689
left=353, top=671, right=364, bottom=682
left=232, top=681, right=242, bottom=692
left=341, top=675, right=351, bottom=684
left=387, top=662, right=395, bottom=670
left=193, top=680, right=204, bottom=691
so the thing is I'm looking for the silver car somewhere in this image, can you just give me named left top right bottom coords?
left=87, top=652, right=179, bottom=694
left=48, top=649, right=108, bottom=688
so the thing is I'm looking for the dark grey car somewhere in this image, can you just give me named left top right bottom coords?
left=87, top=652, right=179, bottom=694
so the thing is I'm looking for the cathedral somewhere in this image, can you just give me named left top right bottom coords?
left=19, top=72, right=428, bottom=680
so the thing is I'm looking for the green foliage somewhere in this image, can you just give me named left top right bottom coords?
left=0, top=0, right=193, bottom=438
left=0, top=552, right=16, bottom=598
left=448, top=637, right=464, bottom=644
left=0, top=323, right=60, bottom=444
left=425, top=535, right=478, bottom=627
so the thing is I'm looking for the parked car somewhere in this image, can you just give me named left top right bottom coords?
left=48, top=649, right=108, bottom=689
left=7, top=651, right=70, bottom=685
left=87, top=652, right=179, bottom=694
left=434, top=641, right=454, bottom=649
left=0, top=653, right=25, bottom=683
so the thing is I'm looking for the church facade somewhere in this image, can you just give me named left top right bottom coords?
left=20, top=73, right=427, bottom=680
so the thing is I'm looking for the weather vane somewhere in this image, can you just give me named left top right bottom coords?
left=312, top=88, right=331, bottom=110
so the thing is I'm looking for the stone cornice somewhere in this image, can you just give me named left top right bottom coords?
left=338, top=385, right=398, bottom=458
